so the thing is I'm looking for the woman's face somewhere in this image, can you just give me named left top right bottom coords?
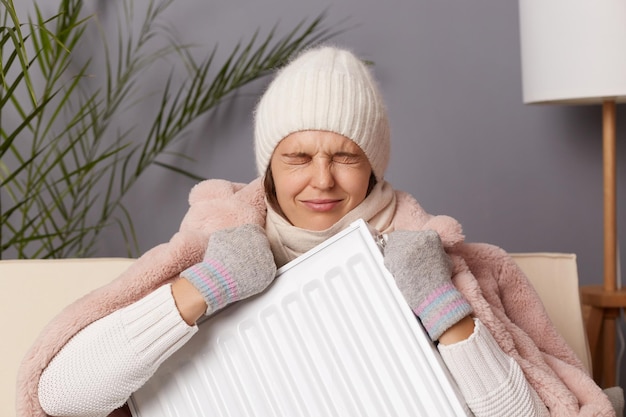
left=270, top=130, right=373, bottom=231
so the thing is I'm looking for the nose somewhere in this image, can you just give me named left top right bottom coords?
left=311, top=159, right=334, bottom=189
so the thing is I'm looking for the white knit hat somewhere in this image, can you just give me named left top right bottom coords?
left=254, top=46, right=390, bottom=180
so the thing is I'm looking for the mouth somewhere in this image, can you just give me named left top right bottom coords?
left=301, top=199, right=342, bottom=212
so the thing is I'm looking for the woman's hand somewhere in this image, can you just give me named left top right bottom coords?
left=179, top=224, right=277, bottom=320
left=383, top=229, right=473, bottom=342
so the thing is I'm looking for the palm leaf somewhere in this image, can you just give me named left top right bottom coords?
left=0, top=0, right=345, bottom=259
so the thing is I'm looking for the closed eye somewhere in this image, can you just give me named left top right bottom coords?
left=282, top=153, right=312, bottom=165
left=333, top=152, right=363, bottom=164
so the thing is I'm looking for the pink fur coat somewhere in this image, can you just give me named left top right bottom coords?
left=17, top=178, right=614, bottom=416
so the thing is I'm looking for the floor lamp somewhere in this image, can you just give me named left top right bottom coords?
left=518, top=0, right=626, bottom=387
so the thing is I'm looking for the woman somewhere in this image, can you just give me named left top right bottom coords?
left=19, top=46, right=618, bottom=417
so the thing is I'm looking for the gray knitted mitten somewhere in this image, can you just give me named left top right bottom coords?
left=383, top=229, right=473, bottom=341
left=180, top=224, right=277, bottom=316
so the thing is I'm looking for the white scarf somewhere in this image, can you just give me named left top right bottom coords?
left=265, top=180, right=397, bottom=267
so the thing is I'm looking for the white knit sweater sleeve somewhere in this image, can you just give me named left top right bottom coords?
left=38, top=284, right=198, bottom=417
left=438, top=318, right=550, bottom=417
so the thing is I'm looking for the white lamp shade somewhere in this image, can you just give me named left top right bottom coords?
left=519, top=0, right=626, bottom=104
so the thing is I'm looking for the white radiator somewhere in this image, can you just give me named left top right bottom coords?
left=128, top=219, right=471, bottom=417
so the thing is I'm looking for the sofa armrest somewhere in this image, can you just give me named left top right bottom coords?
left=509, top=252, right=592, bottom=374
left=0, top=258, right=135, bottom=417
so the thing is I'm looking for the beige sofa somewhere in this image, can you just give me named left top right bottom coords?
left=0, top=253, right=601, bottom=416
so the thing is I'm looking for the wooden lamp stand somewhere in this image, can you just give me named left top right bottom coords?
left=580, top=100, right=626, bottom=387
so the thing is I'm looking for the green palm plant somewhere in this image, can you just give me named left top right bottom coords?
left=0, top=0, right=339, bottom=259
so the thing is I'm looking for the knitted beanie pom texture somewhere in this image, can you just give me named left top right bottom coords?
left=254, top=46, right=390, bottom=181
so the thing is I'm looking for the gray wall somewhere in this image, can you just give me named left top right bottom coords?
left=99, top=1, right=626, bottom=285
left=24, top=0, right=626, bottom=389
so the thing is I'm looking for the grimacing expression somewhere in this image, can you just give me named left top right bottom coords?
left=270, top=130, right=373, bottom=231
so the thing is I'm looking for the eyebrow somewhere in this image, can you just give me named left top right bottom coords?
left=281, top=151, right=362, bottom=157
left=281, top=151, right=309, bottom=157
